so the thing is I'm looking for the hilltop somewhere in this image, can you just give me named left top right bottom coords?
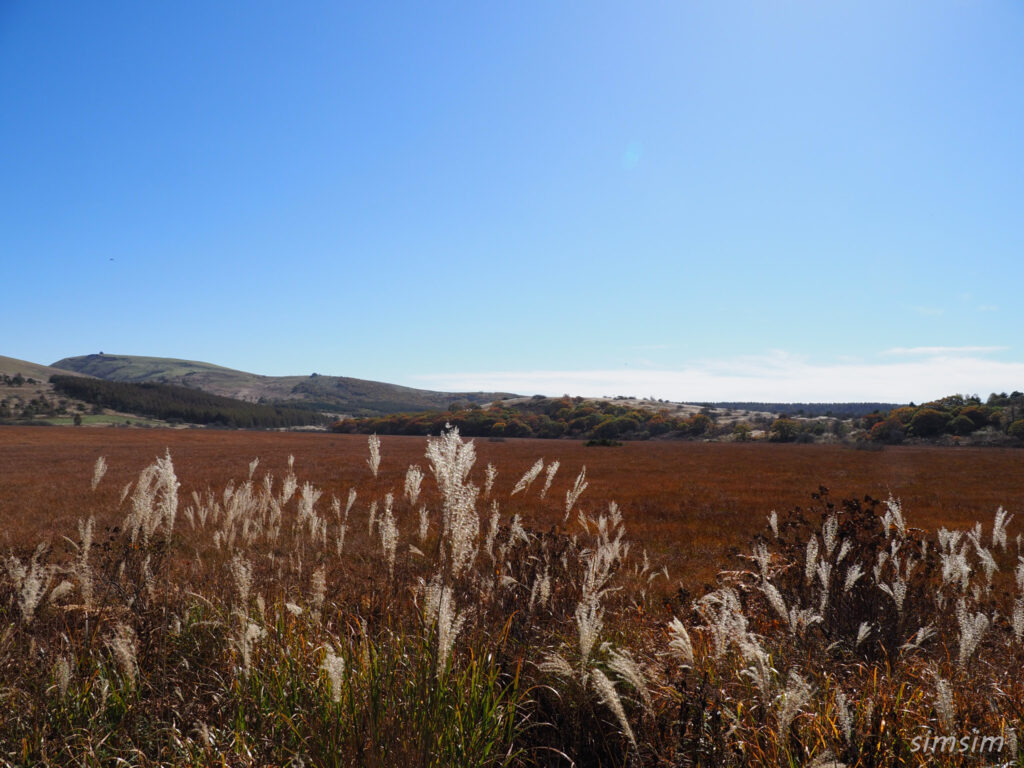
left=51, top=353, right=515, bottom=417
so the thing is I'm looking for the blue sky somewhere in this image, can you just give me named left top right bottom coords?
left=2, top=1, right=1022, bottom=401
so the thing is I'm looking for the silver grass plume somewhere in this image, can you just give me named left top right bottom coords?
left=956, top=599, right=989, bottom=665
left=484, top=501, right=500, bottom=560
left=231, top=554, right=253, bottom=607
left=900, top=624, right=936, bottom=652
left=108, top=623, right=138, bottom=685
left=310, top=565, right=326, bottom=613
left=379, top=493, right=398, bottom=576
left=509, top=514, right=529, bottom=545
left=768, top=510, right=779, bottom=539
left=247, top=457, right=259, bottom=480
left=538, top=651, right=574, bottom=679
left=321, top=651, right=346, bottom=703
left=404, top=464, right=424, bottom=506
left=993, top=507, right=1013, bottom=551
left=53, top=656, right=72, bottom=698
left=4, top=543, right=53, bottom=624
left=697, top=588, right=750, bottom=658
left=540, top=460, right=559, bottom=499
left=426, top=426, right=481, bottom=576
left=591, top=667, right=636, bottom=748
left=883, top=495, right=906, bottom=537
left=878, top=577, right=907, bottom=614
left=777, top=671, right=813, bottom=739
left=934, top=677, right=955, bottom=731
left=418, top=506, right=429, bottom=542
left=564, top=466, right=588, bottom=521
left=124, top=451, right=180, bottom=545
left=667, top=617, right=694, bottom=665
left=511, top=459, right=544, bottom=496
left=366, top=434, right=381, bottom=477
left=48, top=580, right=74, bottom=604
left=805, top=535, right=819, bottom=584
left=761, top=582, right=789, bottom=625
left=280, top=472, right=298, bottom=506
left=575, top=600, right=603, bottom=668
left=237, top=621, right=265, bottom=674
left=834, top=688, right=853, bottom=743
left=367, top=500, right=378, bottom=536
left=608, top=647, right=652, bottom=713
left=538, top=567, right=551, bottom=606
left=91, top=456, right=107, bottom=491
left=971, top=539, right=998, bottom=585
left=484, top=463, right=497, bottom=498
left=74, top=516, right=95, bottom=608
left=608, top=501, right=622, bottom=528
left=843, top=563, right=864, bottom=594
left=836, top=539, right=851, bottom=564
left=822, top=514, right=839, bottom=556
left=431, top=583, right=466, bottom=678
left=751, top=541, right=771, bottom=580
left=856, top=622, right=872, bottom=647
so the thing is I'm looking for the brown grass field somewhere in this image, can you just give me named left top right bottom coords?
left=3, top=424, right=1024, bottom=766
left=3, top=425, right=1022, bottom=588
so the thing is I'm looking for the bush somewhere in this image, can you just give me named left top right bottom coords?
left=768, top=418, right=800, bottom=442
left=869, top=416, right=905, bottom=444
left=909, top=407, right=950, bottom=437
left=948, top=414, right=976, bottom=436
left=1008, top=419, right=1024, bottom=441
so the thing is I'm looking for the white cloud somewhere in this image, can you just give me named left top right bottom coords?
left=414, top=352, right=1024, bottom=403
left=883, top=346, right=1008, bottom=356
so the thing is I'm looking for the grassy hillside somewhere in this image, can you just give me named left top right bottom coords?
left=0, top=355, right=100, bottom=423
left=52, top=353, right=515, bottom=416
left=50, top=374, right=324, bottom=428
left=0, top=354, right=89, bottom=382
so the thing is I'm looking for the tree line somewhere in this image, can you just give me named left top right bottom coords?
left=858, top=392, right=1024, bottom=443
left=331, top=396, right=718, bottom=440
left=50, top=375, right=324, bottom=429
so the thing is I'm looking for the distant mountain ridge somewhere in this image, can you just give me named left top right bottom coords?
left=51, top=354, right=516, bottom=416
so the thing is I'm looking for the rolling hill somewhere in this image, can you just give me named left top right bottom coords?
left=0, top=355, right=90, bottom=382
left=51, top=354, right=516, bottom=416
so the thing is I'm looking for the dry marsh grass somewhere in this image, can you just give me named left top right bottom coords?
left=1, top=426, right=1023, bottom=766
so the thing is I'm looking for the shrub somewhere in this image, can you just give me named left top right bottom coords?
left=948, top=414, right=976, bottom=436
left=768, top=418, right=800, bottom=442
left=869, top=416, right=905, bottom=444
left=909, top=407, right=950, bottom=437
left=1008, top=419, right=1024, bottom=441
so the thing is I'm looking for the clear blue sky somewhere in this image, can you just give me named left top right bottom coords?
left=2, top=1, right=1023, bottom=401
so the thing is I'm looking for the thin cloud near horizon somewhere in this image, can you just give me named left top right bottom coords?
left=413, top=352, right=1024, bottom=404
left=882, top=345, right=1008, bottom=356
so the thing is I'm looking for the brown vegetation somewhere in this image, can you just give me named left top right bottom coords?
left=2, top=426, right=1023, bottom=766
left=3, top=427, right=1024, bottom=588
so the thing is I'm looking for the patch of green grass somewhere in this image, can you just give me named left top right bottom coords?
left=39, top=414, right=167, bottom=427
